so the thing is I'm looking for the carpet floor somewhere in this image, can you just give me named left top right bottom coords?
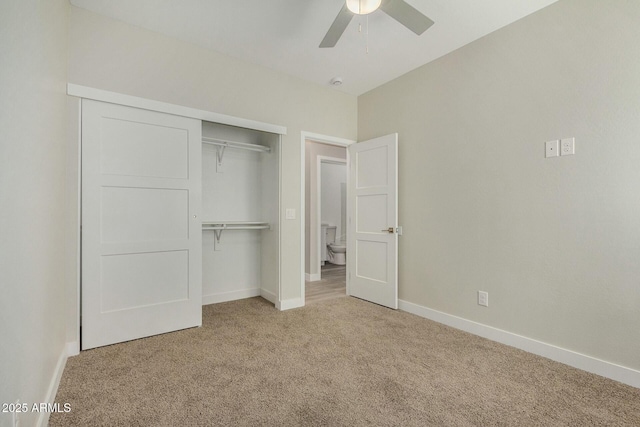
left=51, top=297, right=640, bottom=426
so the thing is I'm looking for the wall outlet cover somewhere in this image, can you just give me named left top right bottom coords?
left=561, top=137, right=575, bottom=156
left=478, top=291, right=489, bottom=307
left=545, top=140, right=559, bottom=158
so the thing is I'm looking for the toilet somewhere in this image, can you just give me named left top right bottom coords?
left=324, top=224, right=346, bottom=265
left=328, top=240, right=346, bottom=265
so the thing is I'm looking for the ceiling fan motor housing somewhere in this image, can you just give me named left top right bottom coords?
left=346, top=0, right=382, bottom=15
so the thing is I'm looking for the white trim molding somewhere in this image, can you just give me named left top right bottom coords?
left=305, top=273, right=321, bottom=282
left=277, top=297, right=305, bottom=311
left=399, top=299, right=640, bottom=389
left=302, top=131, right=354, bottom=147
left=37, top=348, right=68, bottom=427
left=67, top=84, right=287, bottom=136
left=261, top=289, right=277, bottom=305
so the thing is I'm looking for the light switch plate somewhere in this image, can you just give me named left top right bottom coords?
left=285, top=208, right=296, bottom=220
left=561, top=137, right=575, bottom=156
left=545, top=140, right=559, bottom=158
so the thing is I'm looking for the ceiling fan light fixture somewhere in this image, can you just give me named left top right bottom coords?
left=346, top=0, right=381, bottom=15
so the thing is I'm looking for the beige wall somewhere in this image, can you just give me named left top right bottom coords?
left=358, top=0, right=640, bottom=370
left=305, top=141, right=347, bottom=278
left=0, top=1, right=70, bottom=425
left=68, top=6, right=358, bottom=302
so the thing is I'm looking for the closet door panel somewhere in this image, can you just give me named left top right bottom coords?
left=100, top=116, right=189, bottom=179
left=100, top=186, right=189, bottom=243
left=82, top=100, right=201, bottom=350
left=100, top=250, right=189, bottom=312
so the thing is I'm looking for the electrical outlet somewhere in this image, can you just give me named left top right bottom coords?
left=478, top=291, right=489, bottom=307
left=560, top=137, right=575, bottom=156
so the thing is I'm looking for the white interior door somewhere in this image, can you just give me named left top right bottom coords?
left=82, top=100, right=202, bottom=350
left=347, top=133, right=398, bottom=309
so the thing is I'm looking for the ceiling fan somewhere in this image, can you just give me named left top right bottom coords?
left=320, top=0, right=435, bottom=48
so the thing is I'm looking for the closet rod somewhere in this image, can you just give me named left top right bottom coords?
left=201, top=221, right=271, bottom=231
left=202, top=221, right=271, bottom=244
left=202, top=225, right=270, bottom=230
left=202, top=137, right=271, bottom=153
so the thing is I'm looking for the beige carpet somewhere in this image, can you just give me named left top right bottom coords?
left=51, top=297, right=640, bottom=426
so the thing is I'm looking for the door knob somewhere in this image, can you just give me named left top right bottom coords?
left=382, top=227, right=394, bottom=233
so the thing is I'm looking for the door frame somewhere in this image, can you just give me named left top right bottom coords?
left=316, top=156, right=348, bottom=281
left=300, top=132, right=355, bottom=304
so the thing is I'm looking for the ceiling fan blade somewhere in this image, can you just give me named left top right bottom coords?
left=380, top=0, right=434, bottom=35
left=319, top=4, right=354, bottom=48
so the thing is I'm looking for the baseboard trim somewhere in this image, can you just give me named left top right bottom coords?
left=277, top=297, right=305, bottom=311
left=260, top=288, right=277, bottom=305
left=398, top=299, right=640, bottom=389
left=305, top=273, right=320, bottom=282
left=37, top=347, right=68, bottom=427
left=202, top=288, right=261, bottom=305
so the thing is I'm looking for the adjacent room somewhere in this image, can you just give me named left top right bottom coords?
left=305, top=139, right=349, bottom=305
left=2, top=1, right=639, bottom=426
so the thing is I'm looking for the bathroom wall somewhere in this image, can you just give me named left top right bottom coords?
left=305, top=141, right=347, bottom=279
left=321, top=162, right=347, bottom=241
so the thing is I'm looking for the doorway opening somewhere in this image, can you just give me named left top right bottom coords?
left=310, top=156, right=347, bottom=304
left=301, top=132, right=354, bottom=305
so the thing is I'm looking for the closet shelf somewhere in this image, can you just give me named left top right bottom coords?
left=202, top=221, right=270, bottom=230
left=202, top=221, right=271, bottom=244
left=202, top=137, right=271, bottom=153
left=203, top=137, right=270, bottom=172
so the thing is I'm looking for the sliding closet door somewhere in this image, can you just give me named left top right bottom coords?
left=81, top=100, right=202, bottom=350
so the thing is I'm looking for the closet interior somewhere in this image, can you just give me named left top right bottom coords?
left=201, top=121, right=280, bottom=306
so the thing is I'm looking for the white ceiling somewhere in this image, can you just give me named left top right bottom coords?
left=69, top=0, right=558, bottom=96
